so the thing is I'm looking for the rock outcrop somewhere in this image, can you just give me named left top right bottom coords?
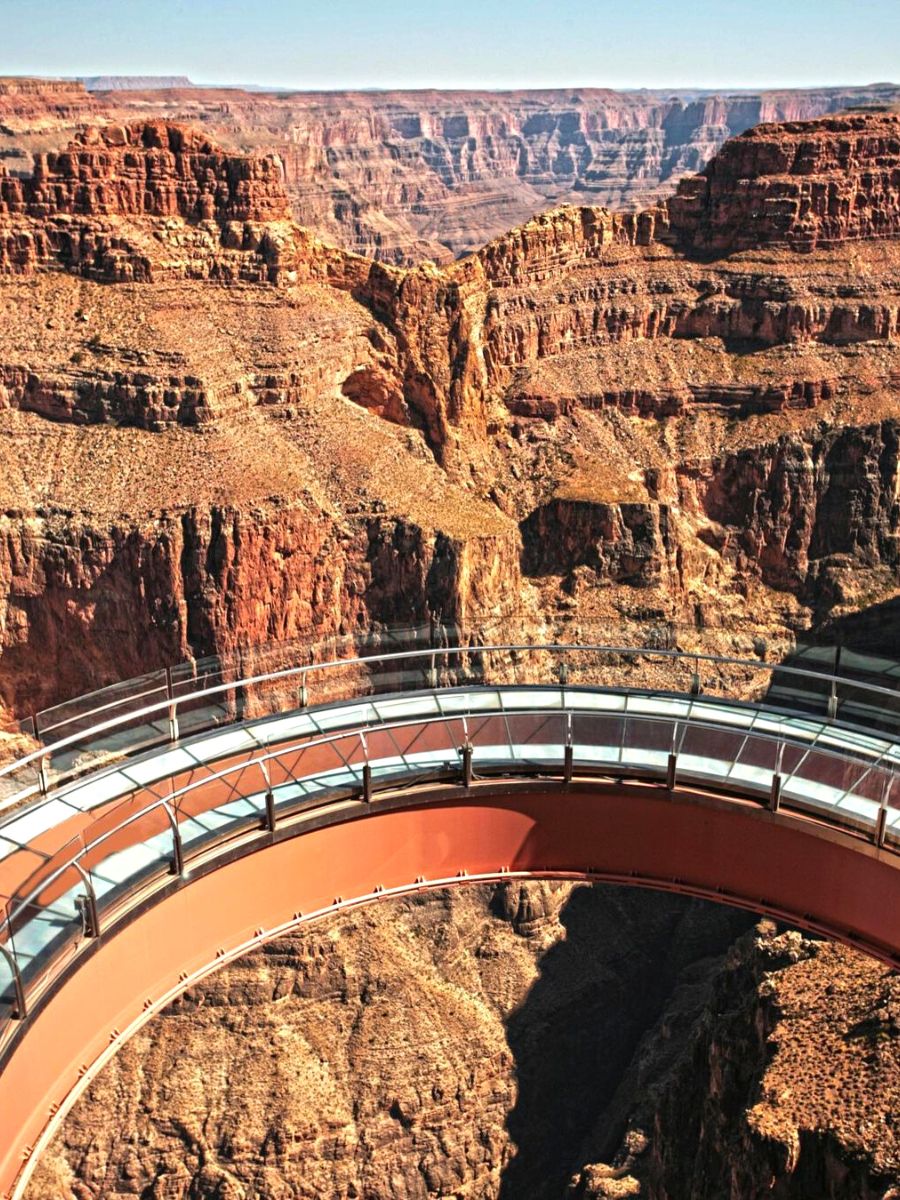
left=2, top=107, right=900, bottom=1200
left=3, top=81, right=900, bottom=264
left=0, top=121, right=299, bottom=281
left=571, top=928, right=900, bottom=1199
left=667, top=109, right=900, bottom=254
left=0, top=121, right=290, bottom=222
left=24, top=889, right=900, bottom=1200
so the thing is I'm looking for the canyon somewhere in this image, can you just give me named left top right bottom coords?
left=2, top=109, right=900, bottom=716
left=22, top=886, right=899, bottom=1200
left=0, top=101, right=899, bottom=1197
left=2, top=77, right=900, bottom=263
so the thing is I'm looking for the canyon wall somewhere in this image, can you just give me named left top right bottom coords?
left=2, top=112, right=900, bottom=716
left=2, top=79, right=900, bottom=263
left=1, top=107, right=899, bottom=1200
left=23, top=886, right=898, bottom=1200
left=667, top=110, right=900, bottom=253
left=0, top=120, right=290, bottom=222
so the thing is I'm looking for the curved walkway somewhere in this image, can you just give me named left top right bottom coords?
left=0, top=647, right=899, bottom=1198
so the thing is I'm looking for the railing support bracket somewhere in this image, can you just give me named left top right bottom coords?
left=0, top=943, right=26, bottom=1020
left=769, top=774, right=782, bottom=813
left=461, top=743, right=473, bottom=788
left=666, top=752, right=677, bottom=791
left=74, top=864, right=100, bottom=939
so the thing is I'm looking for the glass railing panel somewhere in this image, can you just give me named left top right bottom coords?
left=781, top=750, right=883, bottom=829
left=729, top=731, right=781, bottom=779
left=85, top=805, right=176, bottom=909
left=619, top=716, right=674, bottom=771
left=0, top=758, right=42, bottom=811
left=676, top=724, right=749, bottom=780
left=272, top=734, right=366, bottom=801
left=368, top=720, right=462, bottom=781
left=570, top=712, right=626, bottom=761
left=7, top=854, right=89, bottom=995
left=0, top=917, right=22, bottom=1022
left=176, top=774, right=264, bottom=854
left=500, top=711, right=567, bottom=768
left=34, top=669, right=169, bottom=744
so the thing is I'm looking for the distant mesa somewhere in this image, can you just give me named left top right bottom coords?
left=80, top=76, right=195, bottom=91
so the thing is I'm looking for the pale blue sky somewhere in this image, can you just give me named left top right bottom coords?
left=1, top=0, right=897, bottom=91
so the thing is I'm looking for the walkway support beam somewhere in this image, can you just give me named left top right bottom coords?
left=1, top=779, right=899, bottom=1200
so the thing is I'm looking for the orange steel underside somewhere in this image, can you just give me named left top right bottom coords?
left=1, top=778, right=898, bottom=1198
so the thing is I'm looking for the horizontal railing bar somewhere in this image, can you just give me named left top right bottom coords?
left=6, top=701, right=898, bottom=936
left=34, top=679, right=171, bottom=739
left=4, top=640, right=900, bottom=805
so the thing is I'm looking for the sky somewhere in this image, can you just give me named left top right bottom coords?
left=0, top=0, right=898, bottom=92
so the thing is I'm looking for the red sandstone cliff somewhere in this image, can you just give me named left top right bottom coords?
left=0, top=121, right=290, bottom=222
left=2, top=113, right=900, bottom=717
left=1, top=108, right=900, bottom=1200
left=3, top=80, right=900, bottom=264
left=667, top=109, right=900, bottom=253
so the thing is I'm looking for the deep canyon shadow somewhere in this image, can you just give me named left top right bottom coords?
left=497, top=884, right=754, bottom=1198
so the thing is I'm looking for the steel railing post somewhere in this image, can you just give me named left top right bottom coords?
left=461, top=744, right=473, bottom=787
left=769, top=741, right=784, bottom=812
left=163, top=803, right=185, bottom=877
left=359, top=732, right=372, bottom=802
left=73, top=863, right=100, bottom=939
left=460, top=720, right=473, bottom=788
left=690, top=658, right=702, bottom=697
left=876, top=772, right=893, bottom=848
left=259, top=759, right=276, bottom=832
left=828, top=642, right=843, bottom=720
left=563, top=712, right=573, bottom=784
left=667, top=721, right=679, bottom=791
left=166, top=665, right=179, bottom=744
left=0, top=940, right=26, bottom=1021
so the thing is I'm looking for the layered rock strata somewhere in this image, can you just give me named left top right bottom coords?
left=668, top=110, right=900, bottom=253
left=3, top=80, right=900, bottom=264
left=24, top=888, right=899, bottom=1200
left=2, top=113, right=900, bottom=716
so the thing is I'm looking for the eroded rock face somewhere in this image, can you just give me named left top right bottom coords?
left=571, top=929, right=900, bottom=1199
left=2, top=111, right=900, bottom=720
left=24, top=891, right=900, bottom=1200
left=0, top=121, right=299, bottom=281
left=520, top=498, right=674, bottom=588
left=693, top=421, right=900, bottom=604
left=23, top=885, right=753, bottom=1200
left=0, top=497, right=521, bottom=715
left=668, top=110, right=900, bottom=254
left=0, top=121, right=290, bottom=222
left=4, top=81, right=900, bottom=264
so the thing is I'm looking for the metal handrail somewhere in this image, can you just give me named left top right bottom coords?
left=6, top=700, right=898, bottom=943
left=5, top=640, right=900, bottom=810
